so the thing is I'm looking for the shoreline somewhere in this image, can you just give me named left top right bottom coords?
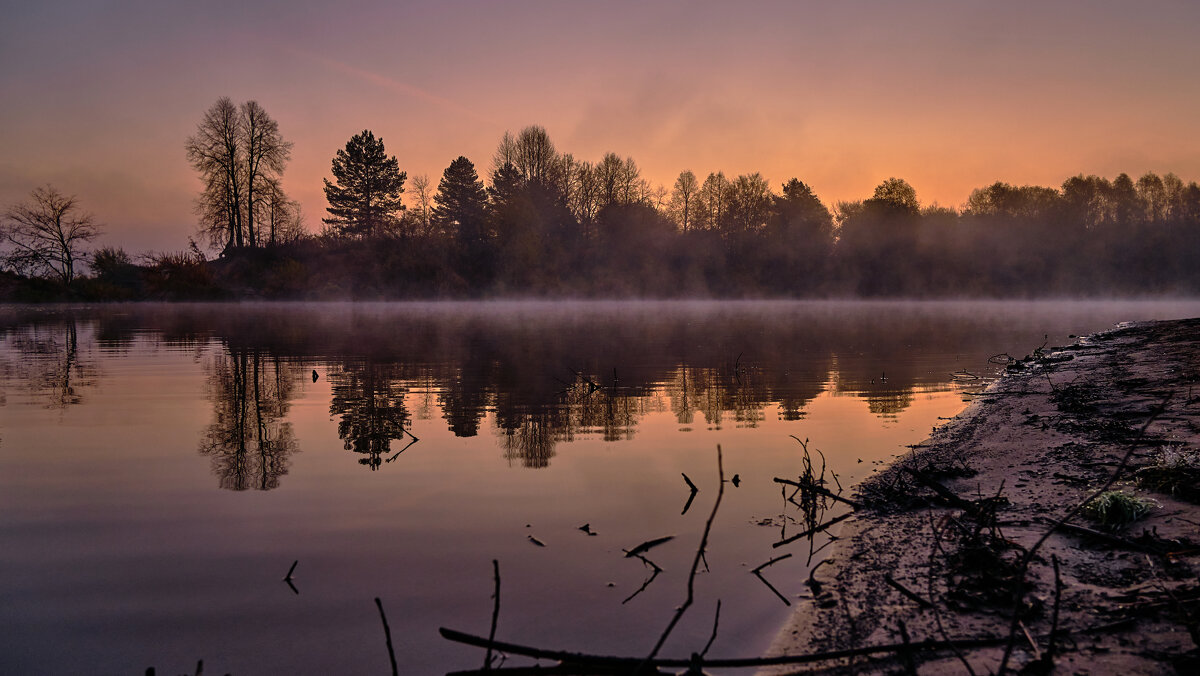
left=764, top=318, right=1200, bottom=674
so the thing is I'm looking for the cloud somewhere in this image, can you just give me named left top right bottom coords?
left=288, top=48, right=495, bottom=127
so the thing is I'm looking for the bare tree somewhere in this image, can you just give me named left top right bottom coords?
left=593, top=153, right=642, bottom=209
left=186, top=97, right=244, bottom=251
left=242, top=100, right=293, bottom=248
left=698, top=171, right=730, bottom=230
left=650, top=183, right=669, bottom=211
left=186, top=97, right=292, bottom=253
left=670, top=170, right=700, bottom=232
left=492, top=130, right=518, bottom=176
left=2, top=185, right=101, bottom=285
left=258, top=177, right=305, bottom=245
left=410, top=174, right=433, bottom=236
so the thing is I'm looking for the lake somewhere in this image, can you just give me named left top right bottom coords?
left=2, top=300, right=1198, bottom=675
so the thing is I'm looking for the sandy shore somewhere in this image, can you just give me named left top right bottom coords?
left=763, top=318, right=1200, bottom=674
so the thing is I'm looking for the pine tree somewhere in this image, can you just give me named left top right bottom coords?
left=322, top=130, right=406, bottom=239
left=432, top=156, right=488, bottom=239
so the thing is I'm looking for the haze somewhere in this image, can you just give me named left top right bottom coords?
left=3, top=0, right=1199, bottom=253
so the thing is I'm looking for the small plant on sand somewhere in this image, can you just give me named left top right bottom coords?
left=1083, top=490, right=1155, bottom=531
left=1136, top=443, right=1200, bottom=503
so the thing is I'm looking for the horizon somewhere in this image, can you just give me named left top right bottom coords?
left=4, top=1, right=1200, bottom=254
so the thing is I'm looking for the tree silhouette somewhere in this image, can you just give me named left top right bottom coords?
left=2, top=185, right=100, bottom=285
left=186, top=98, right=292, bottom=253
left=869, top=177, right=919, bottom=213
left=323, top=130, right=407, bottom=239
left=433, top=156, right=488, bottom=240
left=241, top=101, right=293, bottom=247
left=669, top=170, right=700, bottom=232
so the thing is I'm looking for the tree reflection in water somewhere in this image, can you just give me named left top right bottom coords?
left=0, top=318, right=97, bottom=409
left=199, top=347, right=300, bottom=490
left=328, top=360, right=412, bottom=470
left=0, top=303, right=1063, bottom=478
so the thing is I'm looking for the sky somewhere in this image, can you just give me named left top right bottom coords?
left=2, top=0, right=1199, bottom=253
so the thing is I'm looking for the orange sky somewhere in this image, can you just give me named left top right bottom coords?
left=2, top=1, right=1199, bottom=253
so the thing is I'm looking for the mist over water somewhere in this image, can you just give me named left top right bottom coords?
left=1, top=300, right=1197, bottom=674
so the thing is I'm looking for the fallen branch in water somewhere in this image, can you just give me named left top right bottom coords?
left=643, top=445, right=726, bottom=664
left=773, top=477, right=861, bottom=510
left=773, top=512, right=853, bottom=549
left=751, top=553, right=792, bottom=574
left=485, top=560, right=500, bottom=671
left=438, top=617, right=1139, bottom=672
left=376, top=597, right=398, bottom=676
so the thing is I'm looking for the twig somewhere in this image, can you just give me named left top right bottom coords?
left=897, top=620, right=918, bottom=675
left=644, top=445, right=725, bottom=663
left=901, top=467, right=978, bottom=514
left=773, top=512, right=853, bottom=549
left=926, top=514, right=977, bottom=676
left=700, top=601, right=721, bottom=659
left=622, top=565, right=662, bottom=605
left=997, top=394, right=1171, bottom=674
left=681, top=473, right=698, bottom=492
left=773, top=477, right=861, bottom=509
left=1045, top=519, right=1162, bottom=553
left=1146, top=554, right=1200, bottom=648
left=376, top=597, right=399, bottom=676
left=884, top=574, right=932, bottom=609
left=485, top=560, right=500, bottom=671
left=1046, top=555, right=1063, bottom=661
left=1019, top=620, right=1041, bottom=661
left=751, top=553, right=792, bottom=574
left=754, top=571, right=791, bottom=606
left=806, top=558, right=831, bottom=595
left=681, top=489, right=698, bottom=516
left=385, top=436, right=418, bottom=463
left=624, top=536, right=675, bottom=558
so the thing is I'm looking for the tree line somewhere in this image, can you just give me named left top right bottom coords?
left=4, top=97, right=1200, bottom=299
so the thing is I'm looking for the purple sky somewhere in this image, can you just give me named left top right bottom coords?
left=3, top=1, right=1199, bottom=253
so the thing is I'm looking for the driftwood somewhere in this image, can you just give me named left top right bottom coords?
left=438, top=618, right=1138, bottom=672
left=773, top=477, right=861, bottom=510
left=901, top=467, right=980, bottom=514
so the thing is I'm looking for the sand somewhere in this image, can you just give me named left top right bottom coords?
left=762, top=318, right=1200, bottom=675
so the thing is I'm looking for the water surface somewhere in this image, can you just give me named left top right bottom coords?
left=2, top=300, right=1197, bottom=674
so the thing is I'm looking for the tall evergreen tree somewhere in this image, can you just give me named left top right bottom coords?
left=322, top=130, right=406, bottom=239
left=432, top=156, right=487, bottom=238
left=487, top=162, right=523, bottom=206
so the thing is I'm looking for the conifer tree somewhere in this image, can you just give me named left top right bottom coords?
left=432, top=156, right=487, bottom=238
left=322, top=130, right=406, bottom=238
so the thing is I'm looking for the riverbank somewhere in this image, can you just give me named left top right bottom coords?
left=765, top=318, right=1200, bottom=674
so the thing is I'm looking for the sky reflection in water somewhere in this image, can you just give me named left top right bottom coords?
left=2, top=300, right=1198, bottom=675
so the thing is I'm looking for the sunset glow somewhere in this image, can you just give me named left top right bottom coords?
left=2, top=1, right=1199, bottom=252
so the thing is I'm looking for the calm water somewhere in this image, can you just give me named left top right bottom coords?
left=2, top=300, right=1198, bottom=675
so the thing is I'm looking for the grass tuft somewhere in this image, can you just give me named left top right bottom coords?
left=1082, top=490, right=1155, bottom=531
